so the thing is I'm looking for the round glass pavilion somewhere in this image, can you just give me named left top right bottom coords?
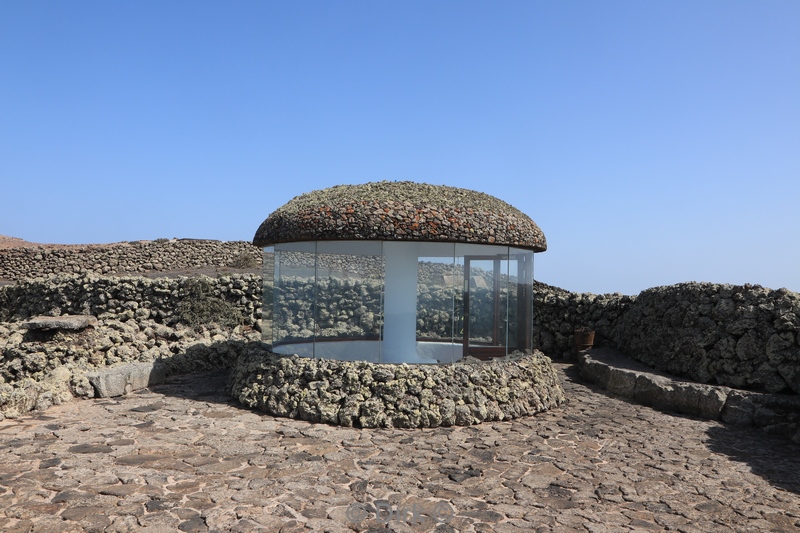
left=254, top=182, right=547, bottom=365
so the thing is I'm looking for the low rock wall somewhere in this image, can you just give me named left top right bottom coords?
left=578, top=349, right=800, bottom=444
left=228, top=346, right=565, bottom=428
left=0, top=319, right=259, bottom=420
left=612, top=283, right=800, bottom=394
left=0, top=274, right=263, bottom=420
left=1, top=259, right=798, bottom=428
left=0, top=239, right=262, bottom=281
left=0, top=274, right=262, bottom=327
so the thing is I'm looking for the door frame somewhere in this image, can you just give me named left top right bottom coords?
left=462, top=255, right=506, bottom=360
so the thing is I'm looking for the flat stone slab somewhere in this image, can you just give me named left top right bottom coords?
left=85, top=361, right=166, bottom=398
left=23, top=315, right=98, bottom=331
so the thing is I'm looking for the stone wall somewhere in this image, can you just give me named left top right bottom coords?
left=2, top=246, right=799, bottom=428
left=0, top=273, right=264, bottom=420
left=228, top=346, right=565, bottom=428
left=0, top=274, right=262, bottom=327
left=612, top=282, right=800, bottom=394
left=0, top=319, right=259, bottom=421
left=3, top=272, right=798, bottom=398
left=533, top=282, right=635, bottom=358
left=0, top=239, right=262, bottom=281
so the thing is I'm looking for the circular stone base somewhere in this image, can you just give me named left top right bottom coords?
left=227, top=344, right=565, bottom=428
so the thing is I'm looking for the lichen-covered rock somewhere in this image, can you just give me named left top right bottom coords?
left=253, top=181, right=547, bottom=251
left=227, top=346, right=565, bottom=428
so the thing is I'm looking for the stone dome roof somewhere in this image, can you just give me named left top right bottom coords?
left=253, top=181, right=547, bottom=252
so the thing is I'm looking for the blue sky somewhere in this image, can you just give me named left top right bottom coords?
left=1, top=1, right=798, bottom=295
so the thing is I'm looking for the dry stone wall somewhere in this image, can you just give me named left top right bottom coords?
left=0, top=239, right=262, bottom=281
left=2, top=240, right=799, bottom=426
left=0, top=320, right=259, bottom=419
left=612, top=282, right=800, bottom=394
left=0, top=274, right=264, bottom=420
left=2, top=272, right=798, bottom=398
left=228, top=346, right=565, bottom=428
left=0, top=274, right=262, bottom=327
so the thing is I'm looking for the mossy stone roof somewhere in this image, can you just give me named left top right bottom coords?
left=253, top=181, right=547, bottom=252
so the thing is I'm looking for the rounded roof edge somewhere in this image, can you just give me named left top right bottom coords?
left=253, top=181, right=547, bottom=252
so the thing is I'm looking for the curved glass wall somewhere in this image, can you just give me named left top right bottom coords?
left=262, top=241, right=534, bottom=364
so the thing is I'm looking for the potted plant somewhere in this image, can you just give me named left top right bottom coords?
left=574, top=326, right=595, bottom=351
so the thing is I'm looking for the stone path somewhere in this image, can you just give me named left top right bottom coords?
left=1, top=364, right=798, bottom=532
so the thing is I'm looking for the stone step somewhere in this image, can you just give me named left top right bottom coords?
left=577, top=347, right=800, bottom=444
left=85, top=361, right=166, bottom=398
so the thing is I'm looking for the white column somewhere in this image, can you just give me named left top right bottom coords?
left=382, top=242, right=419, bottom=363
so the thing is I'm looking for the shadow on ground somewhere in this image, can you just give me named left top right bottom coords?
left=151, top=369, right=238, bottom=407
left=146, top=339, right=264, bottom=410
left=704, top=424, right=800, bottom=495
left=559, top=357, right=800, bottom=496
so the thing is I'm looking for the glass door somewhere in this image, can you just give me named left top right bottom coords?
left=462, top=255, right=508, bottom=359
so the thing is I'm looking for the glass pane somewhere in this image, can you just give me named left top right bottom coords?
left=456, top=244, right=511, bottom=359
left=273, top=242, right=316, bottom=354
left=265, top=240, right=530, bottom=364
left=509, top=248, right=534, bottom=352
left=506, top=258, right=518, bottom=350
left=416, top=242, right=459, bottom=363
left=417, top=246, right=456, bottom=342
left=262, top=246, right=275, bottom=345
left=314, top=241, right=383, bottom=362
left=467, top=258, right=498, bottom=346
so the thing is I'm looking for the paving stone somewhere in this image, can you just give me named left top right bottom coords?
left=67, top=443, right=114, bottom=454
left=177, top=515, right=208, bottom=532
left=137, top=510, right=180, bottom=529
left=0, top=366, right=798, bottom=532
left=60, top=505, right=108, bottom=521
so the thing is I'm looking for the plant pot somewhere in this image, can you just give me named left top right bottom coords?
left=574, top=328, right=595, bottom=351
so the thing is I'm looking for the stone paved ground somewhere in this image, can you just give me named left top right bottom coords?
left=1, top=364, right=798, bottom=533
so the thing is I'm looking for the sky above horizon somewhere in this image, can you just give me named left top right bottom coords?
left=1, top=1, right=798, bottom=295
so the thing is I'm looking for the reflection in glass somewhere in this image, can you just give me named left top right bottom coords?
left=273, top=242, right=316, bottom=357
left=263, top=241, right=535, bottom=364
left=262, top=246, right=275, bottom=345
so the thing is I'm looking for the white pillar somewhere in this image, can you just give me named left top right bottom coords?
left=382, top=242, right=419, bottom=363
